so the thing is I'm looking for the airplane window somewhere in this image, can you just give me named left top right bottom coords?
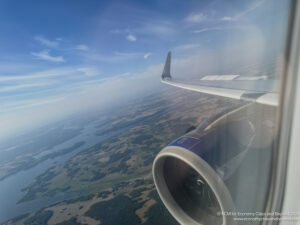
left=0, top=0, right=296, bottom=225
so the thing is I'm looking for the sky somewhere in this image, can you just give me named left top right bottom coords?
left=0, top=0, right=291, bottom=141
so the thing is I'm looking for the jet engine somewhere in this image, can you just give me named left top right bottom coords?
left=153, top=103, right=276, bottom=225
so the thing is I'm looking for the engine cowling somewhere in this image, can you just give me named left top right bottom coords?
left=153, top=103, right=276, bottom=225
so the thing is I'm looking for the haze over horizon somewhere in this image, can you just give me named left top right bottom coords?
left=0, top=0, right=289, bottom=142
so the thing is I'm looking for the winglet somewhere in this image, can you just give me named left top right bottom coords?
left=162, top=51, right=171, bottom=80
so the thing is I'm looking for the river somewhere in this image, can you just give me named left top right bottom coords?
left=0, top=118, right=124, bottom=223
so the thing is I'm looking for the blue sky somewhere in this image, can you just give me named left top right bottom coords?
left=0, top=0, right=290, bottom=141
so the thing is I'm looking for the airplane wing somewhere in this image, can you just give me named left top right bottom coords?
left=161, top=52, right=280, bottom=106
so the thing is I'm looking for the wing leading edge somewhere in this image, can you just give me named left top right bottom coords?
left=161, top=52, right=279, bottom=106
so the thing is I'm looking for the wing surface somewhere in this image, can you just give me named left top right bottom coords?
left=162, top=52, right=279, bottom=106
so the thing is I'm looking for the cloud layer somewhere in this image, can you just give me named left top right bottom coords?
left=31, top=50, right=65, bottom=62
left=126, top=34, right=137, bottom=41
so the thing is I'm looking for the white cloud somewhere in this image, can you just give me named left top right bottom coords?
left=144, top=52, right=152, bottom=59
left=34, top=36, right=60, bottom=48
left=84, top=51, right=139, bottom=63
left=193, top=26, right=247, bottom=34
left=185, top=12, right=207, bottom=23
left=74, top=44, right=89, bottom=51
left=0, top=82, right=51, bottom=93
left=77, top=67, right=99, bottom=76
left=193, top=27, right=226, bottom=34
left=174, top=43, right=201, bottom=51
left=235, top=0, right=265, bottom=19
left=220, top=0, right=265, bottom=22
left=31, top=50, right=65, bottom=62
left=0, top=97, right=63, bottom=113
left=126, top=34, right=137, bottom=42
left=111, top=21, right=175, bottom=39
left=221, top=16, right=234, bottom=21
left=119, top=72, right=130, bottom=76
left=0, top=67, right=81, bottom=83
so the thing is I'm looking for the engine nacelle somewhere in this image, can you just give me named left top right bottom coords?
left=153, top=103, right=276, bottom=225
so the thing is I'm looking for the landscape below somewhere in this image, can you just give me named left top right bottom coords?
left=1, top=88, right=241, bottom=225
